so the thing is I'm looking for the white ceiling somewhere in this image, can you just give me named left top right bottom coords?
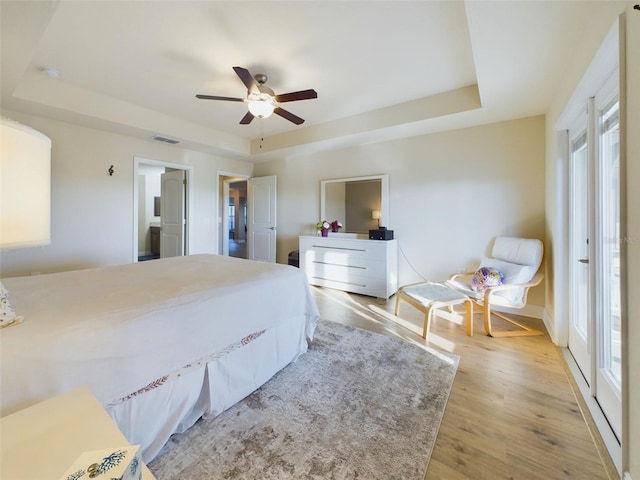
left=0, top=1, right=627, bottom=161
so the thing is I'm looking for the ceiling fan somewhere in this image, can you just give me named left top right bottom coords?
left=196, top=66, right=317, bottom=125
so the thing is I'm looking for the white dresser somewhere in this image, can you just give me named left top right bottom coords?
left=299, top=235, right=398, bottom=299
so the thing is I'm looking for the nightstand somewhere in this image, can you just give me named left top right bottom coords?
left=0, top=387, right=155, bottom=480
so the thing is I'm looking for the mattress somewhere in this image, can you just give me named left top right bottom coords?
left=0, top=254, right=319, bottom=459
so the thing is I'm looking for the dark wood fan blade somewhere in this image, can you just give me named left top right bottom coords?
left=274, top=107, right=304, bottom=125
left=239, top=111, right=255, bottom=125
left=195, top=94, right=245, bottom=102
left=274, top=89, right=318, bottom=103
left=233, top=66, right=256, bottom=91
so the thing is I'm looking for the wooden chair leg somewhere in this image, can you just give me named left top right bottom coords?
left=482, top=300, right=543, bottom=337
left=488, top=311, right=544, bottom=337
left=483, top=302, right=494, bottom=336
left=394, top=294, right=402, bottom=316
left=464, top=299, right=473, bottom=336
left=422, top=306, right=435, bottom=340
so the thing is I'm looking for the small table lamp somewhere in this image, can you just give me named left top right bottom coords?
left=371, top=210, right=381, bottom=228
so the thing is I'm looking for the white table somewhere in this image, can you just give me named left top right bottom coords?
left=0, top=386, right=155, bottom=480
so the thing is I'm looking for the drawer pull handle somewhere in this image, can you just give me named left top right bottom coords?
left=311, top=245, right=367, bottom=252
left=312, top=261, right=366, bottom=270
left=311, top=276, right=366, bottom=288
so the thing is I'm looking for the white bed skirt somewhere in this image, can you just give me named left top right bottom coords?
left=109, top=313, right=311, bottom=463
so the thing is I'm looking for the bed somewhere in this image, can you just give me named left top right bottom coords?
left=0, top=254, right=320, bottom=462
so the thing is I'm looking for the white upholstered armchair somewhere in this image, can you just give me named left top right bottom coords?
left=446, top=236, right=544, bottom=337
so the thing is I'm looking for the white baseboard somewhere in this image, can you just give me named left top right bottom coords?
left=561, top=348, right=622, bottom=475
left=542, top=308, right=556, bottom=343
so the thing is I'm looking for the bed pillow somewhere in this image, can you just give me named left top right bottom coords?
left=0, top=281, right=23, bottom=328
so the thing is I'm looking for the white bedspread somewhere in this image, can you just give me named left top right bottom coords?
left=0, top=254, right=319, bottom=418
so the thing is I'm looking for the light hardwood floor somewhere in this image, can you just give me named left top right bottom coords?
left=309, top=286, right=618, bottom=480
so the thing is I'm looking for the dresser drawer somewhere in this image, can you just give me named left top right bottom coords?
left=309, top=275, right=390, bottom=299
left=300, top=238, right=388, bottom=261
left=303, top=261, right=387, bottom=287
left=301, top=249, right=387, bottom=277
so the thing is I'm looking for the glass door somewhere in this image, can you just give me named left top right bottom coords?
left=568, top=114, right=592, bottom=385
left=594, top=73, right=621, bottom=440
left=568, top=69, right=622, bottom=442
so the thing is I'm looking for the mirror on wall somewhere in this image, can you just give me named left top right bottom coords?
left=320, top=174, right=389, bottom=234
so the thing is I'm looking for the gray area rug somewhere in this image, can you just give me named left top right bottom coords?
left=149, top=320, right=459, bottom=480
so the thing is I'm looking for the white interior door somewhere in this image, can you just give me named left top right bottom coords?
left=160, top=169, right=185, bottom=258
left=248, top=175, right=276, bottom=262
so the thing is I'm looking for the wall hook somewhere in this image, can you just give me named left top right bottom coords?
left=108, top=165, right=114, bottom=176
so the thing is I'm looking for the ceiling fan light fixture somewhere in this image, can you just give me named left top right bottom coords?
left=248, top=100, right=275, bottom=119
left=196, top=67, right=315, bottom=125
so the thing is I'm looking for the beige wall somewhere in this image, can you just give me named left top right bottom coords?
left=0, top=111, right=254, bottom=278
left=254, top=115, right=546, bottom=313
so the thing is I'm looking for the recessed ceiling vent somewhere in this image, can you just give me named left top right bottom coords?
left=152, top=135, right=180, bottom=145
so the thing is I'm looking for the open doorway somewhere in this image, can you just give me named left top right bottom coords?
left=137, top=163, right=164, bottom=261
left=134, top=157, right=192, bottom=263
left=218, top=172, right=277, bottom=263
left=219, top=173, right=249, bottom=259
left=228, top=180, right=248, bottom=259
